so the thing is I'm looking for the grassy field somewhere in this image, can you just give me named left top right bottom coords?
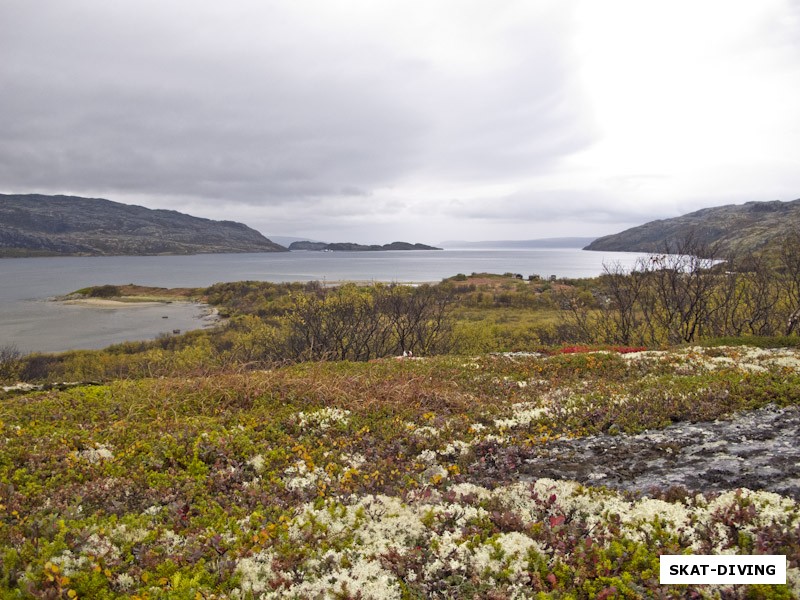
left=2, top=342, right=800, bottom=598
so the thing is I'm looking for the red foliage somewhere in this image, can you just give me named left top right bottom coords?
left=557, top=346, right=592, bottom=354
left=548, top=515, right=566, bottom=528
left=597, top=586, right=618, bottom=600
left=612, top=346, right=647, bottom=354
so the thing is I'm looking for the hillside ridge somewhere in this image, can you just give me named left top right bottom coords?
left=584, top=198, right=800, bottom=257
left=0, top=193, right=286, bottom=256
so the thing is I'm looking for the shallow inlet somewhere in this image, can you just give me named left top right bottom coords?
left=4, top=300, right=216, bottom=354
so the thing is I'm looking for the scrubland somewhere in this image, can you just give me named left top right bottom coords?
left=2, top=264, right=800, bottom=598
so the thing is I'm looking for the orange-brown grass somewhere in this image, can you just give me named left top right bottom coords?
left=76, top=283, right=204, bottom=300
left=114, top=284, right=204, bottom=298
left=110, top=360, right=500, bottom=421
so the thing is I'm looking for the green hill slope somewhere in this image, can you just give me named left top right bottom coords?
left=585, top=198, right=800, bottom=257
left=0, top=193, right=286, bottom=256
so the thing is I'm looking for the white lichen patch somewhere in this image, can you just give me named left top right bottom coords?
left=439, top=440, right=470, bottom=459
left=297, top=407, right=351, bottom=430
left=493, top=402, right=549, bottom=429
left=768, top=354, right=800, bottom=369
left=111, top=524, right=149, bottom=545
left=78, top=443, right=114, bottom=463
left=421, top=464, right=448, bottom=484
left=623, top=346, right=800, bottom=375
left=341, top=452, right=367, bottom=470
left=247, top=453, right=266, bottom=473
left=283, top=459, right=331, bottom=492
left=619, top=350, right=669, bottom=361
left=115, top=573, right=136, bottom=591
left=49, top=550, right=90, bottom=577
left=231, top=477, right=800, bottom=599
left=411, top=425, right=440, bottom=439
left=471, top=531, right=544, bottom=584
left=415, top=449, right=438, bottom=465
left=160, top=530, right=187, bottom=554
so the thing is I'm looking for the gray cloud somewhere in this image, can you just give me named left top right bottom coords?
left=443, top=188, right=664, bottom=224
left=1, top=2, right=429, bottom=198
left=0, top=2, right=589, bottom=208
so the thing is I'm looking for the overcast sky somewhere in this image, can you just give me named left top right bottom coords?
left=1, top=1, right=799, bottom=244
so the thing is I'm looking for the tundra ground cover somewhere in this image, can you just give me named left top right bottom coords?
left=1, top=346, right=799, bottom=598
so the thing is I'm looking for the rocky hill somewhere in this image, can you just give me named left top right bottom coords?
left=289, top=240, right=441, bottom=251
left=0, top=194, right=286, bottom=257
left=584, top=198, right=800, bottom=257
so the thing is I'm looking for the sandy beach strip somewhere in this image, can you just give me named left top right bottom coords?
left=59, top=296, right=221, bottom=321
left=60, top=297, right=178, bottom=307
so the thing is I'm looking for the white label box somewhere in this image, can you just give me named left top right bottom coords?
left=660, top=555, right=786, bottom=585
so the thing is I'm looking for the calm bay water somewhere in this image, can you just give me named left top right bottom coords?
left=0, top=249, right=649, bottom=353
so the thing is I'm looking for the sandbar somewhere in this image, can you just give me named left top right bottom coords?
left=61, top=297, right=175, bottom=308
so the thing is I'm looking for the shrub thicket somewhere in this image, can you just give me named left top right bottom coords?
left=560, top=233, right=800, bottom=346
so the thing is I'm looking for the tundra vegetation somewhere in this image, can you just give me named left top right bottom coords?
left=2, top=236, right=800, bottom=598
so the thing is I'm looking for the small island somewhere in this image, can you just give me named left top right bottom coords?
left=288, top=240, right=442, bottom=251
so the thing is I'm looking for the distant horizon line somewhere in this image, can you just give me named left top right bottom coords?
left=267, top=235, right=599, bottom=249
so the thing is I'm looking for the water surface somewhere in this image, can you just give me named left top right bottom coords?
left=0, top=249, right=649, bottom=353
